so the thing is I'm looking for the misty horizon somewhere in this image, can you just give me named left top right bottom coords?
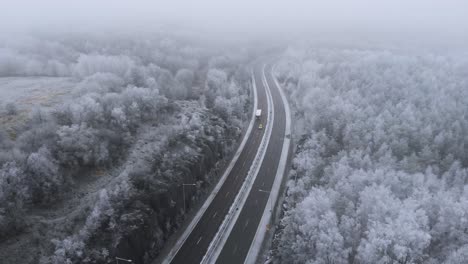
left=2, top=0, right=468, bottom=40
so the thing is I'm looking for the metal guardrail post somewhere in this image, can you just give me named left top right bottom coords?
left=201, top=65, right=275, bottom=263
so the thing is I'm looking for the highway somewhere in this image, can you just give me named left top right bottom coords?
left=166, top=63, right=269, bottom=264
left=215, top=64, right=288, bottom=264
left=164, top=62, right=289, bottom=264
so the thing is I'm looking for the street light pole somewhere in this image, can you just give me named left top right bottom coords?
left=115, top=257, right=132, bottom=264
left=182, top=183, right=197, bottom=213
left=258, top=188, right=272, bottom=212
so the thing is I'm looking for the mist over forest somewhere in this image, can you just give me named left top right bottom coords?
left=272, top=46, right=468, bottom=264
left=1, top=1, right=468, bottom=264
left=0, top=31, right=251, bottom=263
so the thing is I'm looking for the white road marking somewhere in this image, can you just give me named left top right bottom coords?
left=233, top=244, right=238, bottom=254
left=244, top=219, right=250, bottom=229
left=225, top=191, right=230, bottom=198
left=213, top=212, right=218, bottom=218
left=244, top=64, right=292, bottom=264
left=200, top=68, right=274, bottom=263
left=196, top=236, right=203, bottom=245
left=163, top=65, right=260, bottom=264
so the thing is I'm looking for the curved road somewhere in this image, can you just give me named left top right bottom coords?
left=165, top=62, right=288, bottom=264
left=215, top=64, right=288, bottom=264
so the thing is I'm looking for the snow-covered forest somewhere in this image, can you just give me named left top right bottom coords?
left=272, top=47, right=468, bottom=264
left=0, top=32, right=251, bottom=263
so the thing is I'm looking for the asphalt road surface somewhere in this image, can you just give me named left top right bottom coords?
left=169, top=63, right=270, bottom=264
left=215, top=64, right=287, bottom=264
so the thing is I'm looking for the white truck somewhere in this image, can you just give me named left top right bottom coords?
left=255, top=109, right=262, bottom=119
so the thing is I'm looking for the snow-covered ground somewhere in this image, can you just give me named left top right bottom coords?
left=0, top=77, right=75, bottom=110
left=0, top=77, right=77, bottom=137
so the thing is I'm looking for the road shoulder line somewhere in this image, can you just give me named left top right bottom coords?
left=162, top=69, right=258, bottom=264
left=244, top=63, right=292, bottom=264
left=202, top=65, right=275, bottom=263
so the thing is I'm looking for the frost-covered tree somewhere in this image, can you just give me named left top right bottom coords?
left=0, top=162, right=28, bottom=237
left=4, top=102, right=17, bottom=115
left=25, top=146, right=62, bottom=204
left=0, top=31, right=251, bottom=263
left=56, top=124, right=109, bottom=167
left=274, top=48, right=468, bottom=263
left=175, top=68, right=194, bottom=96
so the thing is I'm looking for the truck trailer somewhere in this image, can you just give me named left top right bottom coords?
left=255, top=109, right=262, bottom=119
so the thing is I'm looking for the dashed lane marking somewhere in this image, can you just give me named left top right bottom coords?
left=244, top=219, right=250, bottom=229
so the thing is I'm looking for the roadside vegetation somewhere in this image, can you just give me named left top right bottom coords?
left=272, top=46, right=468, bottom=264
left=0, top=31, right=251, bottom=263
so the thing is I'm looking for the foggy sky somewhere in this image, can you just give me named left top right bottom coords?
left=2, top=0, right=468, bottom=38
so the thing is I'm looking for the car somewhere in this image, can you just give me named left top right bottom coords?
left=259, top=123, right=263, bottom=129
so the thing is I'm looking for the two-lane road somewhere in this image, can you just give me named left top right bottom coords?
left=167, top=64, right=270, bottom=264
left=215, top=64, right=288, bottom=264
left=164, top=62, right=289, bottom=264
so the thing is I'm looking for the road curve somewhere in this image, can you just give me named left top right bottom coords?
left=166, top=64, right=270, bottom=264
left=215, top=64, right=289, bottom=264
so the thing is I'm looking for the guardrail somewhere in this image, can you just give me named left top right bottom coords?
left=162, top=66, right=259, bottom=264
left=244, top=63, right=292, bottom=263
left=201, top=66, right=275, bottom=264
